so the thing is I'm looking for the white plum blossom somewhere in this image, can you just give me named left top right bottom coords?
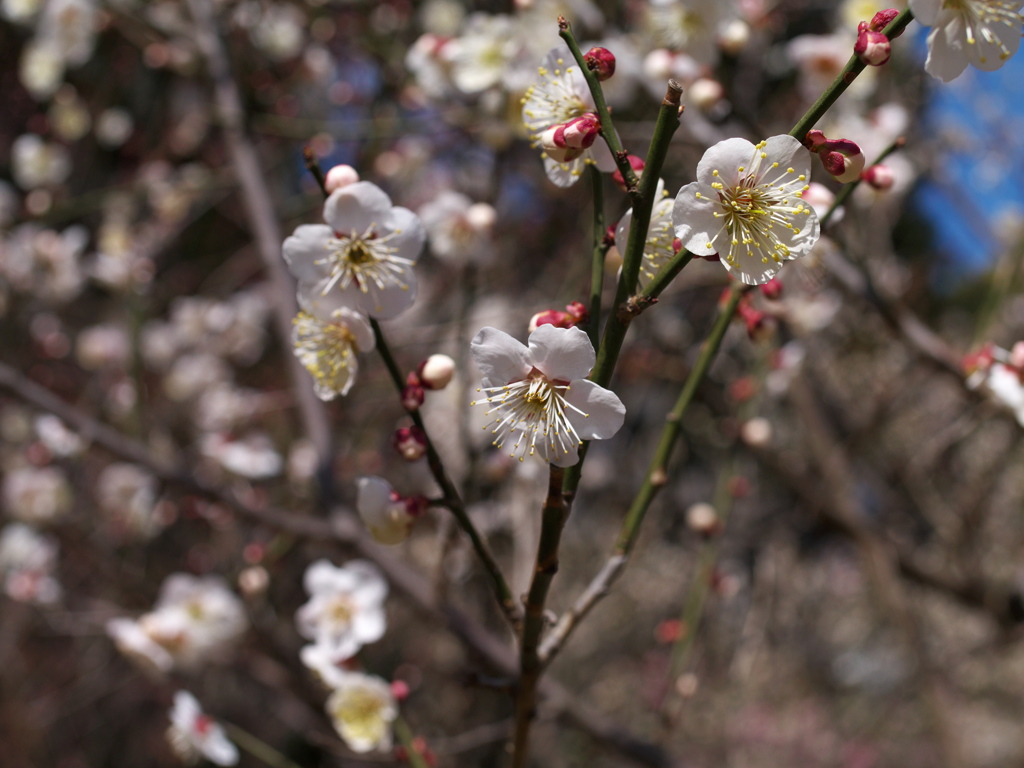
left=95, top=463, right=162, bottom=539
left=296, top=560, right=388, bottom=661
left=614, top=179, right=679, bottom=290
left=356, top=476, right=415, bottom=545
left=0, top=522, right=62, bottom=604
left=167, top=691, right=239, bottom=766
left=283, top=182, right=425, bottom=319
left=910, top=0, right=1023, bottom=82
left=325, top=672, right=397, bottom=753
left=418, top=191, right=496, bottom=264
left=672, top=135, right=820, bottom=285
left=470, top=325, right=626, bottom=467
left=291, top=302, right=375, bottom=401
left=3, top=465, right=72, bottom=524
left=106, top=573, right=248, bottom=672
left=200, top=432, right=283, bottom=479
left=644, top=0, right=729, bottom=65
left=442, top=13, right=518, bottom=94
left=522, top=47, right=617, bottom=187
left=909, top=0, right=1019, bottom=81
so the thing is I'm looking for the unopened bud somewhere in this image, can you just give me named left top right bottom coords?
left=688, top=77, right=725, bottom=111
left=861, top=163, right=895, bottom=190
left=238, top=565, right=269, bottom=597
left=718, top=18, right=750, bottom=55
left=565, top=301, right=588, bottom=323
left=324, top=164, right=360, bottom=192
left=529, top=309, right=575, bottom=334
left=584, top=46, right=616, bottom=81
left=655, top=619, right=685, bottom=644
left=539, top=114, right=601, bottom=163
left=738, top=303, right=774, bottom=341
left=1011, top=342, right=1024, bottom=370
left=806, top=130, right=865, bottom=184
left=390, top=680, right=411, bottom=701
left=855, top=22, right=891, bottom=66
left=604, top=224, right=617, bottom=246
left=740, top=417, right=772, bottom=447
left=686, top=502, right=719, bottom=535
left=729, top=377, right=757, bottom=403
left=963, top=343, right=995, bottom=375
left=465, top=202, right=496, bottom=231
left=393, top=426, right=428, bottom=461
left=417, top=354, right=455, bottom=390
left=611, top=154, right=645, bottom=192
left=869, top=8, right=900, bottom=32
left=760, top=276, right=783, bottom=300
left=401, top=383, right=425, bottom=411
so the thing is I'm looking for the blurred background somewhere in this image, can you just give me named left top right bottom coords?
left=3, top=1, right=1024, bottom=767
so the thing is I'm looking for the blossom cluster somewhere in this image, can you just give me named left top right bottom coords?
left=295, top=559, right=397, bottom=753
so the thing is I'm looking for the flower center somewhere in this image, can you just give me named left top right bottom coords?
left=292, top=311, right=358, bottom=397
left=944, top=0, right=1020, bottom=62
left=318, top=225, right=414, bottom=298
left=701, top=142, right=812, bottom=269
left=472, top=370, right=589, bottom=462
left=332, top=688, right=387, bottom=743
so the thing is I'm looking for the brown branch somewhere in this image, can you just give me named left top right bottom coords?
left=184, top=0, right=334, bottom=500
left=0, top=360, right=673, bottom=768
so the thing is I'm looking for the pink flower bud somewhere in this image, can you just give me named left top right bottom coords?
left=417, top=354, right=455, bottom=390
left=324, top=164, right=360, bottom=192
left=963, top=343, right=995, bottom=375
left=390, top=680, right=411, bottom=701
left=528, top=309, right=575, bottom=334
left=1011, top=342, right=1024, bottom=370
left=855, top=22, right=891, bottom=66
left=861, top=163, right=895, bottom=191
left=401, top=384, right=425, bottom=411
left=760, top=277, right=783, bottom=300
left=806, top=131, right=865, bottom=184
left=672, top=237, right=683, bottom=253
left=686, top=502, right=720, bottom=535
left=584, top=47, right=616, bottom=81
left=403, top=495, right=429, bottom=517
left=611, top=155, right=645, bottom=192
left=738, top=303, right=773, bottom=341
left=869, top=9, right=900, bottom=32
left=539, top=125, right=585, bottom=163
left=393, top=426, right=428, bottom=461
left=603, top=224, right=617, bottom=246
left=565, top=301, right=588, bottom=323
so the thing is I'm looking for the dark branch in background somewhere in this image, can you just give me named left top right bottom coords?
left=184, top=0, right=335, bottom=503
left=0, top=358, right=674, bottom=768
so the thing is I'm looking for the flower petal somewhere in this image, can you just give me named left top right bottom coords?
left=694, top=136, right=755, bottom=188
left=283, top=224, right=333, bottom=282
left=672, top=181, right=720, bottom=256
left=384, top=206, right=426, bottom=263
left=323, top=182, right=393, bottom=234
left=563, top=379, right=625, bottom=441
left=529, top=325, right=595, bottom=382
left=471, top=327, right=532, bottom=387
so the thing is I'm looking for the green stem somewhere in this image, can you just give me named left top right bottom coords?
left=587, top=165, right=608, bottom=352
left=563, top=81, right=683, bottom=499
left=370, top=319, right=521, bottom=630
left=788, top=8, right=915, bottom=142
left=512, top=465, right=567, bottom=768
left=394, top=717, right=431, bottom=768
left=222, top=722, right=304, bottom=768
left=559, top=18, right=640, bottom=195
left=615, top=285, right=744, bottom=554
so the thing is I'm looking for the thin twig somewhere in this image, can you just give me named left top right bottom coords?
left=184, top=0, right=334, bottom=502
left=512, top=466, right=567, bottom=768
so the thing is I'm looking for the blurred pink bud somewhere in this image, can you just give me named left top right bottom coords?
left=401, top=384, right=425, bottom=411
left=324, top=164, right=360, bottom=192
left=869, top=9, right=900, bottom=32
left=1011, top=342, right=1024, bottom=370
left=738, top=303, right=773, bottom=341
left=760, top=277, right=783, bottom=300
left=565, top=301, right=589, bottom=323
left=584, top=47, right=616, bottom=81
left=686, top=502, right=720, bottom=535
left=729, top=377, right=757, bottom=403
left=417, top=354, right=455, bottom=390
left=855, top=22, right=891, bottom=66
left=393, top=426, right=428, bottom=461
left=611, top=154, right=645, bottom=192
left=391, top=680, right=411, bottom=701
left=604, top=224, right=617, bottom=246
left=963, top=343, right=995, bottom=375
left=403, top=495, right=429, bottom=518
left=861, top=164, right=895, bottom=190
